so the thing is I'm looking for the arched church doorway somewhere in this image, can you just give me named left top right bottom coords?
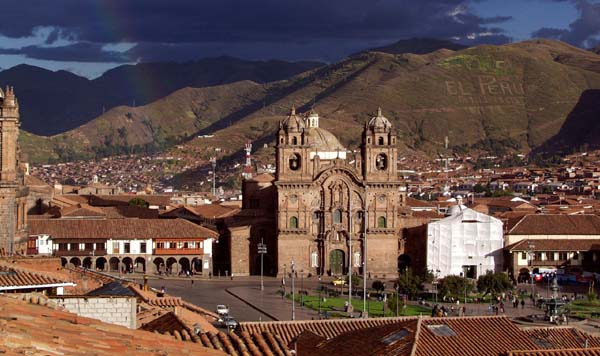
left=330, top=249, right=345, bottom=276
left=398, top=254, right=412, bottom=272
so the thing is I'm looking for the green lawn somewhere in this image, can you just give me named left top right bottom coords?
left=288, top=294, right=431, bottom=317
left=569, top=300, right=600, bottom=319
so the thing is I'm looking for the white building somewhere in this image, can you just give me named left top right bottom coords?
left=427, top=207, right=503, bottom=278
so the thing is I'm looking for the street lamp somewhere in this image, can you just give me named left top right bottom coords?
left=300, top=270, right=304, bottom=308
left=527, top=241, right=536, bottom=298
left=282, top=264, right=287, bottom=299
left=362, top=186, right=368, bottom=317
left=291, top=258, right=296, bottom=321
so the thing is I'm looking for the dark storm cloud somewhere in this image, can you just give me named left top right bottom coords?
left=532, top=0, right=600, bottom=47
left=0, top=0, right=513, bottom=63
left=0, top=42, right=130, bottom=63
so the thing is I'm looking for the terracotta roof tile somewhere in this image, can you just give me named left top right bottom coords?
left=239, top=316, right=415, bottom=344
left=507, top=348, right=600, bottom=356
left=29, top=218, right=217, bottom=239
left=0, top=295, right=226, bottom=355
left=508, top=239, right=600, bottom=252
left=415, top=316, right=538, bottom=356
left=0, top=264, right=73, bottom=290
left=509, top=215, right=600, bottom=235
left=524, top=327, right=600, bottom=349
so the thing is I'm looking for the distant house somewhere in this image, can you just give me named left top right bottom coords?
left=427, top=207, right=503, bottom=278
left=28, top=218, right=217, bottom=275
left=505, top=214, right=600, bottom=280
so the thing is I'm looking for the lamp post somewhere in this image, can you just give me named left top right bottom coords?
left=362, top=185, right=368, bottom=317
left=348, top=199, right=352, bottom=309
left=291, top=258, right=296, bottom=321
left=258, top=237, right=266, bottom=291
left=527, top=241, right=536, bottom=298
left=282, top=264, right=287, bottom=299
left=318, top=286, right=323, bottom=319
left=301, top=270, right=304, bottom=308
left=395, top=285, right=399, bottom=317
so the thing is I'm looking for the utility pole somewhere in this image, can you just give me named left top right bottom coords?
left=291, top=258, right=296, bottom=320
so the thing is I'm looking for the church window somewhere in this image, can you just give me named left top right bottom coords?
left=376, top=153, right=388, bottom=170
left=378, top=137, right=384, bottom=145
left=312, top=211, right=319, bottom=220
left=311, top=252, right=319, bottom=267
left=377, top=216, right=387, bottom=228
left=289, top=216, right=299, bottom=229
left=333, top=209, right=342, bottom=224
left=289, top=154, right=301, bottom=171
left=292, top=136, right=297, bottom=145
left=367, top=137, right=371, bottom=144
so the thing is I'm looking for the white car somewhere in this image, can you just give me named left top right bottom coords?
left=216, top=304, right=229, bottom=316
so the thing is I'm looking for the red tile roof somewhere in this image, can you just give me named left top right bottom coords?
left=414, top=317, right=539, bottom=356
left=507, top=349, right=600, bottom=356
left=507, top=239, right=600, bottom=252
left=29, top=218, right=218, bottom=239
left=0, top=265, right=74, bottom=291
left=509, top=215, right=600, bottom=235
left=239, top=316, right=416, bottom=344
left=524, top=327, right=600, bottom=349
left=0, top=294, right=226, bottom=355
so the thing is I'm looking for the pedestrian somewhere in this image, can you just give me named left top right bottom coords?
left=191, top=279, right=194, bottom=286
left=520, top=299, right=525, bottom=309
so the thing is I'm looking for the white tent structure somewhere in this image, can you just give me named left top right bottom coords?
left=427, top=207, right=503, bottom=278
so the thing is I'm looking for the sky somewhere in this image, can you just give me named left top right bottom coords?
left=0, top=0, right=598, bottom=79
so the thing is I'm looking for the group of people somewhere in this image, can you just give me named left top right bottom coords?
left=431, top=303, right=467, bottom=317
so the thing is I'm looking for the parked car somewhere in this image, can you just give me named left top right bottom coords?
left=216, top=304, right=229, bottom=316
left=332, top=277, right=347, bottom=286
left=221, top=316, right=238, bottom=329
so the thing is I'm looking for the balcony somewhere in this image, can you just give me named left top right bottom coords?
left=153, top=248, right=203, bottom=255
left=53, top=249, right=107, bottom=257
left=531, top=259, right=569, bottom=267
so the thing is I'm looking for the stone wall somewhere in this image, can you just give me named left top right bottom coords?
left=53, top=296, right=136, bottom=329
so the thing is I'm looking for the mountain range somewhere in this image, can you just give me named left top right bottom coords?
left=0, top=58, right=322, bottom=135
left=12, top=38, right=600, bottom=164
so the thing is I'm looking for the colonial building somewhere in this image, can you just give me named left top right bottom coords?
left=504, top=214, right=600, bottom=281
left=227, top=108, right=406, bottom=277
left=28, top=218, right=217, bottom=274
left=0, top=86, right=28, bottom=255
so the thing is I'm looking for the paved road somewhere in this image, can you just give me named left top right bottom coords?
left=148, top=277, right=284, bottom=322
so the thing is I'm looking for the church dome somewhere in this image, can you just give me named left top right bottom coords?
left=368, top=107, right=392, bottom=131
left=282, top=106, right=305, bottom=132
left=305, top=127, right=345, bottom=152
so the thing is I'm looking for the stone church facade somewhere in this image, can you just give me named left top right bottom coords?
left=0, top=86, right=29, bottom=255
left=227, top=108, right=406, bottom=277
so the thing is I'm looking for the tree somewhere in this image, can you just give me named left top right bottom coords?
left=395, top=268, right=425, bottom=300
left=476, top=271, right=512, bottom=297
left=473, top=184, right=486, bottom=194
left=372, top=280, right=385, bottom=293
left=439, top=275, right=474, bottom=300
left=346, top=274, right=360, bottom=287
left=128, top=197, right=149, bottom=209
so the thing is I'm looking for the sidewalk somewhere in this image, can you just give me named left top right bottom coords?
left=227, top=285, right=319, bottom=321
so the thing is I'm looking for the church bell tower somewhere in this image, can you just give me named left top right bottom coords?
left=0, top=86, right=24, bottom=255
